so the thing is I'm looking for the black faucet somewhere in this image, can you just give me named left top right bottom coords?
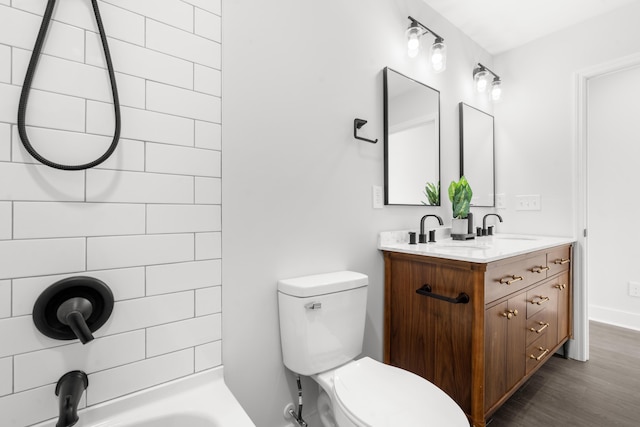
left=482, top=213, right=503, bottom=235
left=419, top=214, right=444, bottom=243
left=55, top=371, right=88, bottom=427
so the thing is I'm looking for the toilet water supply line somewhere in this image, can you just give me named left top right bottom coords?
left=17, top=0, right=121, bottom=170
left=289, top=375, right=308, bottom=427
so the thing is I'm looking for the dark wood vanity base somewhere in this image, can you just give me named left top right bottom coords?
left=382, top=244, right=573, bottom=427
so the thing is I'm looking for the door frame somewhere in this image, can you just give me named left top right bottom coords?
left=573, top=52, right=640, bottom=361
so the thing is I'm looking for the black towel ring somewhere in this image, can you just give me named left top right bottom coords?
left=17, top=0, right=121, bottom=171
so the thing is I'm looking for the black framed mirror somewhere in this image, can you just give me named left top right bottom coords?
left=384, top=67, right=441, bottom=206
left=459, top=102, right=495, bottom=207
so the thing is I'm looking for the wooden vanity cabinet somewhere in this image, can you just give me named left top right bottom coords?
left=484, top=294, right=527, bottom=412
left=383, top=244, right=572, bottom=427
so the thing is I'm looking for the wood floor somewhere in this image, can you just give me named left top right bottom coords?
left=487, top=321, right=640, bottom=426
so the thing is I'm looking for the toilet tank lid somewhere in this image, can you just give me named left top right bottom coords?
left=278, top=271, right=368, bottom=298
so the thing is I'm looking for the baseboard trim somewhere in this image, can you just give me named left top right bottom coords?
left=588, top=305, right=640, bottom=332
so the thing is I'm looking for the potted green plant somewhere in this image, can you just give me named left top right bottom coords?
left=422, top=181, right=440, bottom=206
left=448, top=176, right=473, bottom=236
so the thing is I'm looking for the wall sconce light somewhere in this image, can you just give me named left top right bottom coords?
left=473, top=63, right=502, bottom=101
left=406, top=16, right=447, bottom=72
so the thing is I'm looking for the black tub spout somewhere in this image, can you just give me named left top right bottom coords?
left=55, top=371, right=88, bottom=427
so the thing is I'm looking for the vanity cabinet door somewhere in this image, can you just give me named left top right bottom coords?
left=485, top=301, right=508, bottom=411
left=385, top=254, right=477, bottom=415
left=484, top=295, right=526, bottom=412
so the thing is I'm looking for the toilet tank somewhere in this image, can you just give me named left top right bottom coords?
left=277, top=271, right=368, bottom=376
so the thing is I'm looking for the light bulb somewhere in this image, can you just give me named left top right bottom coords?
left=474, top=69, right=490, bottom=93
left=406, top=26, right=422, bottom=58
left=491, top=79, right=502, bottom=101
left=429, top=40, right=446, bottom=72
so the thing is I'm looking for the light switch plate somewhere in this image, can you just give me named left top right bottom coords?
left=629, top=282, right=640, bottom=297
left=372, top=185, right=384, bottom=209
left=515, top=194, right=541, bottom=211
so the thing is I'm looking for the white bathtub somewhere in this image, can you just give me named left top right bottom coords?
left=35, top=367, right=255, bottom=427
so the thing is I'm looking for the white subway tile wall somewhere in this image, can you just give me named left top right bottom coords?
left=195, top=286, right=222, bottom=316
left=87, top=348, right=194, bottom=405
left=146, top=313, right=221, bottom=357
left=87, top=103, right=195, bottom=146
left=195, top=177, right=222, bottom=204
left=194, top=64, right=222, bottom=96
left=196, top=232, right=222, bottom=260
left=0, top=280, right=10, bottom=318
left=0, top=202, right=10, bottom=239
left=0, top=383, right=64, bottom=426
left=195, top=120, right=222, bottom=150
left=195, top=9, right=222, bottom=42
left=0, top=1, right=222, bottom=425
left=146, top=260, right=221, bottom=295
left=195, top=340, right=222, bottom=372
left=0, top=45, right=10, bottom=83
left=0, top=122, right=10, bottom=161
left=0, top=356, right=11, bottom=396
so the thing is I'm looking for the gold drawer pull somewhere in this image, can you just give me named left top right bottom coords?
left=554, top=283, right=567, bottom=290
left=501, top=309, right=519, bottom=319
left=529, top=296, right=550, bottom=305
left=554, top=258, right=570, bottom=265
left=530, top=347, right=550, bottom=361
left=531, top=266, right=550, bottom=273
left=499, top=275, right=524, bottom=285
left=529, top=322, right=549, bottom=334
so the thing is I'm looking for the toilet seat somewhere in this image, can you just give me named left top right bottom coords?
left=332, top=357, right=468, bottom=427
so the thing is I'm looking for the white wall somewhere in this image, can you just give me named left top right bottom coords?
left=0, top=1, right=222, bottom=426
left=494, top=1, right=640, bottom=236
left=222, top=0, right=495, bottom=425
left=493, top=1, right=640, bottom=332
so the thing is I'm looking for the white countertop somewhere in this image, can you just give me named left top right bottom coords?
left=378, top=230, right=575, bottom=263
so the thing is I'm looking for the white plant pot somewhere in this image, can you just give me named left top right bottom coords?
left=451, top=218, right=468, bottom=235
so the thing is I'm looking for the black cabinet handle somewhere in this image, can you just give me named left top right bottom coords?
left=416, top=284, right=470, bottom=304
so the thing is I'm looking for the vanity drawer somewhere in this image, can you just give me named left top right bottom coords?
left=485, top=253, right=547, bottom=303
left=526, top=335, right=552, bottom=374
left=526, top=282, right=555, bottom=318
left=526, top=310, right=552, bottom=346
left=547, top=245, right=571, bottom=276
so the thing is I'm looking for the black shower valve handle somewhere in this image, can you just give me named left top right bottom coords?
left=33, top=276, right=114, bottom=345
left=57, top=297, right=95, bottom=344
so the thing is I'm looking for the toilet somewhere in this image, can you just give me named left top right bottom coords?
left=277, top=271, right=469, bottom=427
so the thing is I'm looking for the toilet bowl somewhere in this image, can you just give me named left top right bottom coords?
left=313, top=357, right=468, bottom=427
left=277, top=271, right=468, bottom=426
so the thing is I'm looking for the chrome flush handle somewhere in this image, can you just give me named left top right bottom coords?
left=305, top=302, right=322, bottom=310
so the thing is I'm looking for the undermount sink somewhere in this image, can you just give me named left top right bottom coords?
left=493, top=235, right=539, bottom=241
left=434, top=243, right=488, bottom=249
